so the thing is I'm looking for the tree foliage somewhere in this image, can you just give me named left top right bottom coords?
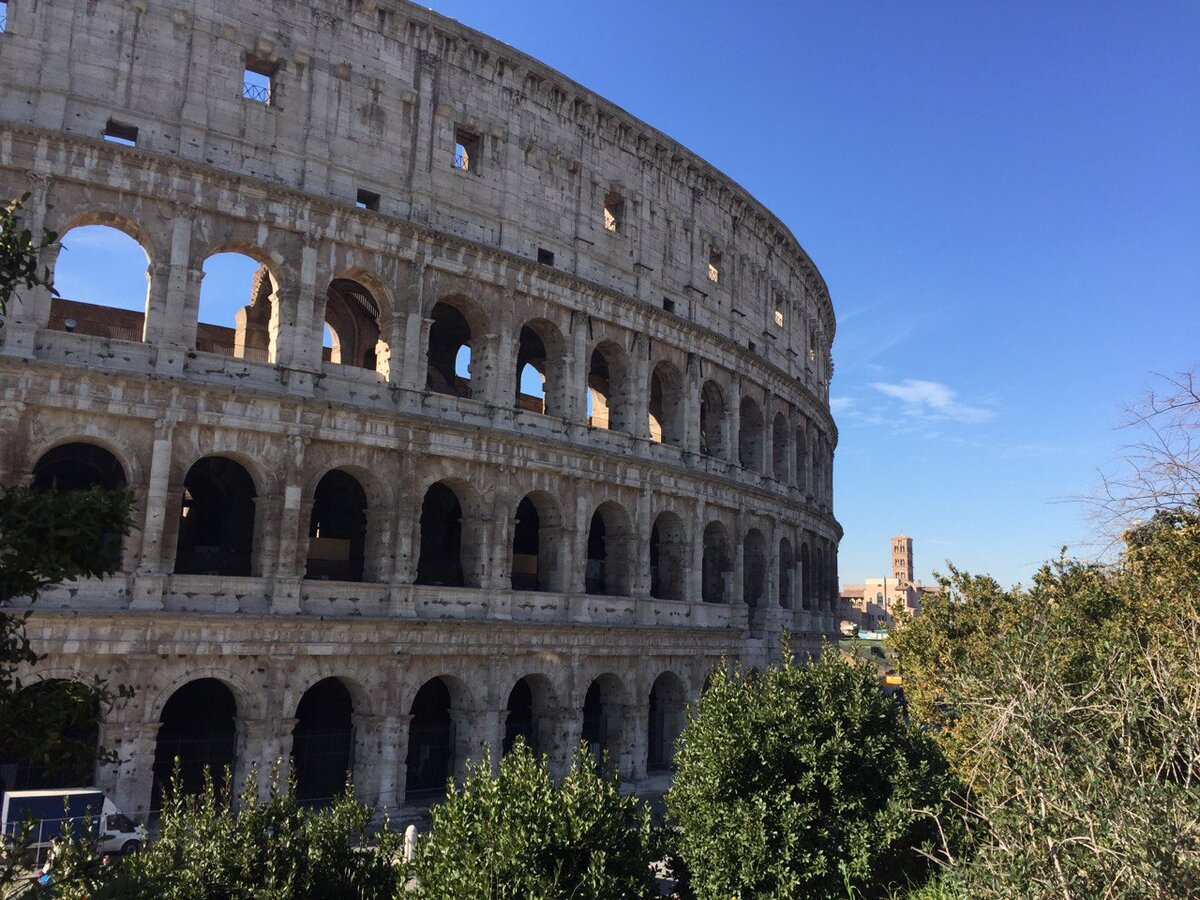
left=666, top=648, right=955, bottom=900
left=411, top=740, right=659, bottom=899
left=0, top=192, right=56, bottom=319
left=890, top=508, right=1200, bottom=897
left=50, top=765, right=404, bottom=900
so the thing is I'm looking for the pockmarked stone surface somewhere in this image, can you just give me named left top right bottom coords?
left=0, top=0, right=841, bottom=817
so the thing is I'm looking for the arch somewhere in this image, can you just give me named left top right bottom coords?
left=49, top=222, right=151, bottom=341
left=743, top=528, right=767, bottom=607
left=587, top=341, right=631, bottom=433
left=405, top=676, right=467, bottom=802
left=416, top=479, right=482, bottom=588
left=649, top=511, right=687, bottom=601
left=511, top=491, right=564, bottom=592
left=197, top=252, right=277, bottom=362
left=426, top=298, right=485, bottom=398
left=32, top=441, right=128, bottom=567
left=699, top=381, right=728, bottom=459
left=778, top=536, right=795, bottom=609
left=502, top=674, right=557, bottom=759
left=648, top=361, right=684, bottom=446
left=151, top=678, right=237, bottom=809
left=515, top=320, right=567, bottom=417
left=306, top=469, right=368, bottom=582
left=585, top=501, right=634, bottom=597
left=739, top=396, right=765, bottom=471
left=582, top=673, right=626, bottom=770
left=648, top=672, right=687, bottom=772
left=702, top=521, right=731, bottom=603
left=0, top=679, right=100, bottom=794
left=772, top=412, right=789, bottom=481
left=174, top=456, right=257, bottom=577
left=291, top=677, right=355, bottom=805
left=324, top=277, right=384, bottom=372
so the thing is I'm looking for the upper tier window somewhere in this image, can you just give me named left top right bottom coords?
left=708, top=249, right=721, bottom=284
left=454, top=129, right=480, bottom=173
left=603, top=193, right=624, bottom=233
left=0, top=2, right=8, bottom=34
left=243, top=56, right=275, bottom=105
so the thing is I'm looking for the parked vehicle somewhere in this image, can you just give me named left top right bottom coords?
left=1, top=788, right=144, bottom=854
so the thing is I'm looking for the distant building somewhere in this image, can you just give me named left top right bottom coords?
left=839, top=534, right=937, bottom=630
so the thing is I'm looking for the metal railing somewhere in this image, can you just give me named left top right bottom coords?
left=242, top=80, right=270, bottom=104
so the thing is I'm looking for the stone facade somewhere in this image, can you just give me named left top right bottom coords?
left=0, top=0, right=841, bottom=818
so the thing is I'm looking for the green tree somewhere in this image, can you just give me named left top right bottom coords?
left=666, top=648, right=955, bottom=900
left=411, top=740, right=659, bottom=899
left=890, top=508, right=1200, bottom=897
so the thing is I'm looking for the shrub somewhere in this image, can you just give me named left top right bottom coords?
left=55, top=765, right=404, bottom=899
left=411, top=740, right=659, bottom=899
left=666, top=648, right=955, bottom=899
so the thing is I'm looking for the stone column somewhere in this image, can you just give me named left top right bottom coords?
left=568, top=321, right=589, bottom=423
left=684, top=364, right=702, bottom=454
left=733, top=510, right=745, bottom=606
left=629, top=335, right=651, bottom=440
left=554, top=704, right=583, bottom=780
left=632, top=488, right=652, bottom=599
left=374, top=715, right=405, bottom=811
left=392, top=714, right=413, bottom=809
left=618, top=701, right=644, bottom=782
left=131, top=421, right=175, bottom=610
left=149, top=214, right=193, bottom=347
left=401, top=314, right=433, bottom=392
left=1, top=177, right=54, bottom=358
left=271, top=436, right=307, bottom=614
left=690, top=498, right=706, bottom=602
left=729, top=379, right=742, bottom=467
left=238, top=718, right=297, bottom=803
left=351, top=713, right=383, bottom=806
left=448, top=709, right=490, bottom=780
left=99, top=720, right=160, bottom=820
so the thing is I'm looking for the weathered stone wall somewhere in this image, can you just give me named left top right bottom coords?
left=0, top=0, right=842, bottom=818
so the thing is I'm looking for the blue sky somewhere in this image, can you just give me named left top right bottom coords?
left=53, top=1, right=1199, bottom=587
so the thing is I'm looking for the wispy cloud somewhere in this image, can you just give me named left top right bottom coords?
left=829, top=396, right=855, bottom=414
left=869, top=379, right=995, bottom=424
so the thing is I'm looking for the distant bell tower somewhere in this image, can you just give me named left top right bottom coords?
left=892, top=534, right=913, bottom=583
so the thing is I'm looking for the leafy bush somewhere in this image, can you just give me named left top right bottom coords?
left=51, top=765, right=404, bottom=899
left=891, top=508, right=1200, bottom=897
left=666, top=648, right=955, bottom=899
left=411, top=740, right=659, bottom=899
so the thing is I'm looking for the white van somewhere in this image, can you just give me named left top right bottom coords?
left=1, top=788, right=145, bottom=854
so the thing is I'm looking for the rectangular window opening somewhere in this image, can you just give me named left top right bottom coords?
left=356, top=189, right=380, bottom=211
left=243, top=56, right=275, bottom=105
left=0, top=1, right=8, bottom=34
left=537, top=247, right=555, bottom=267
left=453, top=128, right=480, bottom=172
left=708, top=249, right=721, bottom=284
left=662, top=296, right=676, bottom=314
left=103, top=119, right=138, bottom=147
left=603, top=193, right=624, bottom=233
left=774, top=295, right=785, bottom=328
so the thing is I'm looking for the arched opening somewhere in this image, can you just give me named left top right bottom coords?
left=0, top=680, right=100, bottom=794
left=426, top=301, right=476, bottom=398
left=502, top=675, right=555, bottom=759
left=291, top=678, right=354, bottom=806
left=587, top=343, right=630, bottom=433
left=306, top=470, right=367, bottom=582
left=32, top=442, right=128, bottom=566
left=801, top=542, right=812, bottom=610
left=416, top=480, right=480, bottom=588
left=324, top=278, right=383, bottom=372
left=514, top=322, right=565, bottom=417
left=406, top=678, right=455, bottom=803
left=649, top=511, right=686, bottom=601
left=648, top=362, right=684, bottom=446
left=647, top=672, right=686, bottom=773
left=772, top=413, right=789, bottom=481
left=175, top=457, right=256, bottom=576
left=151, top=678, right=237, bottom=809
left=197, top=252, right=274, bottom=361
left=511, top=492, right=562, bottom=592
left=581, top=675, right=624, bottom=770
left=49, top=224, right=149, bottom=341
left=743, top=529, right=767, bottom=607
left=779, top=537, right=795, bottom=609
left=702, top=522, right=731, bottom=604
left=699, top=381, right=727, bottom=459
left=585, top=501, right=633, bottom=597
left=739, top=397, right=764, bottom=471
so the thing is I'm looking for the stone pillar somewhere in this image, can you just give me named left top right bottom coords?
left=271, top=436, right=307, bottom=614
left=148, top=214, right=193, bottom=347
left=733, top=510, right=745, bottom=606
left=569, top=486, right=589, bottom=596
left=618, top=701, right=644, bottom=782
left=684, top=365, right=702, bottom=454
left=364, top=506, right=396, bottom=584
left=554, top=704, right=583, bottom=780
left=392, top=714, right=414, bottom=809
left=131, top=422, right=175, bottom=610
left=629, top=335, right=651, bottom=440
left=238, top=718, right=298, bottom=802
left=568, top=321, right=589, bottom=423
left=632, top=488, right=652, bottom=599
left=375, top=311, right=404, bottom=384
left=401, top=314, right=433, bottom=392
left=374, top=715, right=405, bottom=810
left=729, top=379, right=742, bottom=467
left=448, top=709, right=490, bottom=781
left=351, top=713, right=383, bottom=806
left=763, top=389, right=775, bottom=477
left=690, top=498, right=706, bottom=602
left=1, top=178, right=55, bottom=358
left=98, top=720, right=160, bottom=820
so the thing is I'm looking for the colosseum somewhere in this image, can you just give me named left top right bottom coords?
left=0, top=0, right=840, bottom=818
